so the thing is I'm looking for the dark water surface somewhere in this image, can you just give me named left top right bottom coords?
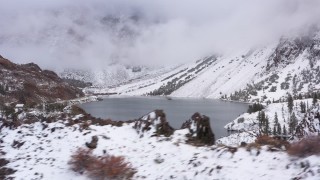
left=80, top=96, right=248, bottom=138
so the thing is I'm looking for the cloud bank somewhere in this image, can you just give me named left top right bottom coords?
left=0, top=0, right=319, bottom=70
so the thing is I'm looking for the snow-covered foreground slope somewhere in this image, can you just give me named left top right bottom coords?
left=1, top=115, right=320, bottom=179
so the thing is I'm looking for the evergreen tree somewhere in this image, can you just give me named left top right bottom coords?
left=273, top=125, right=277, bottom=135
left=312, top=93, right=318, bottom=106
left=273, top=112, right=279, bottom=135
left=289, top=113, right=298, bottom=134
left=247, top=103, right=264, bottom=114
left=257, top=111, right=262, bottom=134
left=277, top=123, right=282, bottom=135
left=287, top=93, right=294, bottom=114
left=274, top=112, right=279, bottom=124
left=283, top=125, right=287, bottom=136
left=300, top=102, right=306, bottom=113
left=257, top=111, right=270, bottom=135
left=265, top=115, right=270, bottom=135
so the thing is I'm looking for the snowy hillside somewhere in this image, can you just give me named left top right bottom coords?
left=75, top=30, right=320, bottom=103
left=60, top=65, right=170, bottom=88
left=1, top=109, right=320, bottom=179
left=217, top=98, right=320, bottom=146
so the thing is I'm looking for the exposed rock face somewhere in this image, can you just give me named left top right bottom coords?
left=0, top=55, right=84, bottom=105
left=134, top=110, right=174, bottom=137
left=181, top=112, right=215, bottom=145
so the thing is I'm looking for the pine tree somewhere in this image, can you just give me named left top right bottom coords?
left=273, top=126, right=277, bottom=135
left=274, top=112, right=279, bottom=124
left=277, top=123, right=282, bottom=135
left=289, top=113, right=298, bottom=134
left=283, top=125, right=287, bottom=135
left=257, top=111, right=262, bottom=135
left=287, top=93, right=294, bottom=114
left=273, top=112, right=279, bottom=136
left=257, top=111, right=269, bottom=135
left=265, top=115, right=270, bottom=135
left=257, top=111, right=267, bottom=135
left=300, top=102, right=306, bottom=113
left=312, top=93, right=318, bottom=106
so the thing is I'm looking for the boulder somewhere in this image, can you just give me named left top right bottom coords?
left=181, top=112, right=215, bottom=145
left=134, top=110, right=174, bottom=137
left=85, top=136, right=98, bottom=149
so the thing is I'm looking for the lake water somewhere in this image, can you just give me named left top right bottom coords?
left=80, top=96, right=248, bottom=138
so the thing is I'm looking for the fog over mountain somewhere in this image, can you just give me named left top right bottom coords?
left=0, top=0, right=320, bottom=71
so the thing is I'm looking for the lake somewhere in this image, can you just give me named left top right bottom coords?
left=79, top=96, right=248, bottom=138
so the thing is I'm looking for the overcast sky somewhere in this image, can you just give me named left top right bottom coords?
left=0, top=0, right=319, bottom=70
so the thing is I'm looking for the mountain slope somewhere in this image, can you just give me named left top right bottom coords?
left=0, top=55, right=84, bottom=105
left=93, top=30, right=320, bottom=102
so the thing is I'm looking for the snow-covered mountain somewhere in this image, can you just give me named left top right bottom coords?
left=60, top=65, right=150, bottom=87
left=73, top=28, right=320, bottom=102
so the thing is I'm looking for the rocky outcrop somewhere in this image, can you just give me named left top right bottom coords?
left=181, top=112, right=215, bottom=145
left=133, top=110, right=174, bottom=137
left=134, top=110, right=215, bottom=145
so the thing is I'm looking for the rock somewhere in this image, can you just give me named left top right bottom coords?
left=154, top=153, right=164, bottom=164
left=85, top=136, right=98, bottom=149
left=181, top=112, right=215, bottom=145
left=11, top=140, right=25, bottom=149
left=0, top=157, right=15, bottom=180
left=240, top=142, right=247, bottom=147
left=0, top=167, right=16, bottom=179
left=134, top=110, right=174, bottom=137
left=0, top=159, right=9, bottom=167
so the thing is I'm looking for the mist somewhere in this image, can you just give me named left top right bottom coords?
left=0, top=0, right=320, bottom=71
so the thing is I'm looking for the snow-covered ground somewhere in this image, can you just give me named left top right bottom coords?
left=224, top=99, right=313, bottom=132
left=1, top=110, right=320, bottom=179
left=217, top=99, right=320, bottom=146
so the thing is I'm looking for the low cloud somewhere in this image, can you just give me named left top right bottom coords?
left=0, top=0, right=319, bottom=71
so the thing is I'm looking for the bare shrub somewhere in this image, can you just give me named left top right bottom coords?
left=69, top=148, right=95, bottom=174
left=287, top=136, right=320, bottom=157
left=88, top=155, right=135, bottom=180
left=69, top=148, right=136, bottom=179
left=255, top=135, right=289, bottom=149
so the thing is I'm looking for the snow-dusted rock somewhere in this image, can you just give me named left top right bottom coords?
left=181, top=112, right=215, bottom=145
left=133, top=110, right=174, bottom=137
